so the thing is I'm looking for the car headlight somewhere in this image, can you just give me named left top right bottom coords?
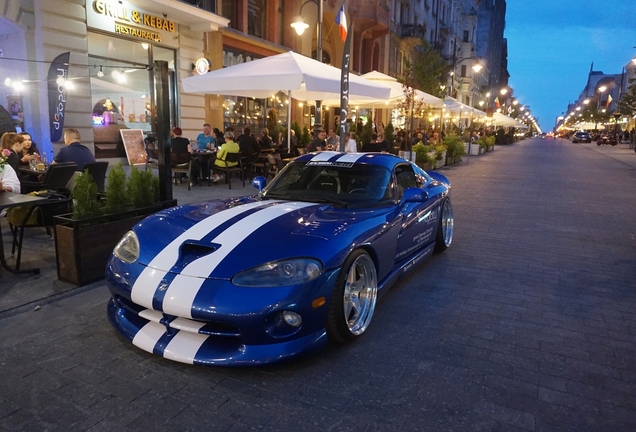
left=232, top=258, right=322, bottom=287
left=113, top=230, right=140, bottom=264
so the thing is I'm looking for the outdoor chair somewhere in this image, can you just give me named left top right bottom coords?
left=21, top=163, right=78, bottom=194
left=218, top=152, right=245, bottom=189
left=266, top=153, right=284, bottom=178
left=6, top=191, right=72, bottom=270
left=171, top=152, right=193, bottom=190
left=82, top=161, right=109, bottom=193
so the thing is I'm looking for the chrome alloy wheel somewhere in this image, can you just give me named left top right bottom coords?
left=440, top=200, right=454, bottom=247
left=342, top=253, right=378, bottom=335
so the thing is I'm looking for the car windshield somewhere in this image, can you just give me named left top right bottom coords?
left=261, top=161, right=395, bottom=207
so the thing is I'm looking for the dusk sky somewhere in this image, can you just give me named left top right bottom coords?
left=504, top=0, right=636, bottom=131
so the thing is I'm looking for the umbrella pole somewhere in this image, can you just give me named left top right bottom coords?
left=287, top=90, right=292, bottom=152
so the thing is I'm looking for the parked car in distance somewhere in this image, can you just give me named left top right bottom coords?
left=571, top=131, right=591, bottom=143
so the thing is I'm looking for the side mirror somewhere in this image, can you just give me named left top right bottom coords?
left=400, top=188, right=428, bottom=205
left=252, top=176, right=267, bottom=192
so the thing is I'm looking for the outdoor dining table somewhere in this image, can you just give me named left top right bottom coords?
left=18, top=165, right=48, bottom=178
left=194, top=150, right=217, bottom=185
left=0, top=192, right=47, bottom=274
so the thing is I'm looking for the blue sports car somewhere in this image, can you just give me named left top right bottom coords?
left=106, top=152, right=453, bottom=366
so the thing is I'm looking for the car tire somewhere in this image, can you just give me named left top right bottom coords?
left=326, top=250, right=377, bottom=343
left=434, top=199, right=453, bottom=253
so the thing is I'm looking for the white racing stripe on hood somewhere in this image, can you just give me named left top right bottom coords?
left=161, top=201, right=315, bottom=319
left=131, top=200, right=280, bottom=310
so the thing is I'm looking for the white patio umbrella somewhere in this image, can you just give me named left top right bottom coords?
left=443, top=97, right=486, bottom=129
left=182, top=51, right=390, bottom=102
left=182, top=51, right=391, bottom=151
left=310, top=70, right=444, bottom=108
left=492, top=111, right=522, bottom=127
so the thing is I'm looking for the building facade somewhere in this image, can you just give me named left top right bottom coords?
left=0, top=0, right=228, bottom=158
left=0, top=0, right=507, bottom=159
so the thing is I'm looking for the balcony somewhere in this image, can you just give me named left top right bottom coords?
left=399, top=24, right=426, bottom=39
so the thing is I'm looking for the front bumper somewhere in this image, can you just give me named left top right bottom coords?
left=105, top=258, right=340, bottom=366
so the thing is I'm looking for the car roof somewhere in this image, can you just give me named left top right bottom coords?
left=294, top=152, right=406, bottom=169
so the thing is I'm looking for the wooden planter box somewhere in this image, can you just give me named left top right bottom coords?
left=415, top=161, right=433, bottom=171
left=454, top=155, right=462, bottom=164
left=479, top=147, right=485, bottom=154
left=445, top=156, right=455, bottom=166
left=54, top=200, right=177, bottom=286
left=488, top=145, right=495, bottom=152
left=469, top=143, right=480, bottom=155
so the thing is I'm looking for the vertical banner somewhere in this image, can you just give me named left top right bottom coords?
left=337, top=2, right=351, bottom=151
left=48, top=52, right=70, bottom=143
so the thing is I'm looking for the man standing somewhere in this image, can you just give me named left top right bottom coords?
left=196, top=123, right=215, bottom=151
left=52, top=128, right=95, bottom=171
left=306, top=130, right=326, bottom=152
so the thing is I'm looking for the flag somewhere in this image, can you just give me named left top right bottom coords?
left=335, top=3, right=348, bottom=42
left=606, top=94, right=613, bottom=108
left=494, top=97, right=500, bottom=108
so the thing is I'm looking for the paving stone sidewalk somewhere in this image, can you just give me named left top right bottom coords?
left=1, top=138, right=635, bottom=431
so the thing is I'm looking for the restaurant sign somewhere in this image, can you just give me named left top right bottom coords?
left=87, top=0, right=179, bottom=48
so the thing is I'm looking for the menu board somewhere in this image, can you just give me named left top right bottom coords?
left=119, top=129, right=147, bottom=166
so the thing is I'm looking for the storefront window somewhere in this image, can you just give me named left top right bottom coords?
left=88, top=32, right=177, bottom=157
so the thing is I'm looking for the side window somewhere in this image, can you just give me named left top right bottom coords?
left=394, top=164, right=418, bottom=199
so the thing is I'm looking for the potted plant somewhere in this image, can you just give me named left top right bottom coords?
left=54, top=163, right=177, bottom=286
left=413, top=143, right=434, bottom=170
left=486, top=136, right=495, bottom=151
left=443, top=134, right=465, bottom=165
left=469, top=138, right=481, bottom=156
left=434, top=144, right=447, bottom=168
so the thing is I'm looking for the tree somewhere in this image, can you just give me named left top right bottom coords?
left=408, top=39, right=448, bottom=98
left=395, top=66, right=425, bottom=152
left=618, top=78, right=636, bottom=118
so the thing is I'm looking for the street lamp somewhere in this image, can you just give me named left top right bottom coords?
left=597, top=85, right=607, bottom=110
left=291, top=0, right=324, bottom=137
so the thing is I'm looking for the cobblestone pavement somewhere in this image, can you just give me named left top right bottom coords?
left=1, top=138, right=636, bottom=431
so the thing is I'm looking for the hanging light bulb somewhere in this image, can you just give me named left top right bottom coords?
left=97, top=65, right=104, bottom=77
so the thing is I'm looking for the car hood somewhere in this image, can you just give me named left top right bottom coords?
left=132, top=197, right=389, bottom=279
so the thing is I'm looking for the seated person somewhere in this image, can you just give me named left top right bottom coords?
left=170, top=127, right=191, bottom=154
left=1, top=132, right=24, bottom=172
left=361, top=133, right=381, bottom=152
left=52, top=128, right=95, bottom=171
left=19, top=132, right=40, bottom=167
left=211, top=131, right=241, bottom=183
left=170, top=127, right=196, bottom=181
left=259, top=128, right=273, bottom=150
left=306, top=130, right=326, bottom=152
left=277, top=129, right=301, bottom=158
left=0, top=164, right=20, bottom=216
left=238, top=127, right=259, bottom=159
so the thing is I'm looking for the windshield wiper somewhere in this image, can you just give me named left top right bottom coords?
left=299, top=196, right=350, bottom=208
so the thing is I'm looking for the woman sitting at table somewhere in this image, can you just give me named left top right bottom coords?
left=259, top=128, right=273, bottom=150
left=18, top=132, right=40, bottom=167
left=0, top=132, right=24, bottom=172
left=210, top=131, right=240, bottom=183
